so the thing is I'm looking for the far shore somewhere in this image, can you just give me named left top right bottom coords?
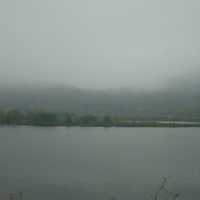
left=1, top=110, right=200, bottom=128
left=1, top=121, right=200, bottom=128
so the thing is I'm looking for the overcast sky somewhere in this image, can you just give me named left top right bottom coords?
left=0, top=0, right=200, bottom=89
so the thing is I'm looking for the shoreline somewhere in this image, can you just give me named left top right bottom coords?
left=1, top=122, right=200, bottom=128
left=1, top=110, right=200, bottom=128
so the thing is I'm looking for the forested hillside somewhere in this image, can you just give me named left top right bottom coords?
left=0, top=82, right=199, bottom=121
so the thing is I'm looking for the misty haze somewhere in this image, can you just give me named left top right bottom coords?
left=0, top=0, right=200, bottom=199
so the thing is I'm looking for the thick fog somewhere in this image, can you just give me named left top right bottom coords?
left=0, top=0, right=200, bottom=89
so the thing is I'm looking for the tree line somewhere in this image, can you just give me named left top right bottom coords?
left=0, top=110, right=113, bottom=126
left=1, top=110, right=200, bottom=127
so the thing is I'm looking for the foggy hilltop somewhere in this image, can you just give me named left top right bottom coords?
left=1, top=0, right=200, bottom=122
left=0, top=78, right=199, bottom=121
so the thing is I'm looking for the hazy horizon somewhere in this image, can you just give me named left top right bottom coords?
left=1, top=0, right=200, bottom=90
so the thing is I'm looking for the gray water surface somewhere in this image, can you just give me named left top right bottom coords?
left=0, top=127, right=199, bottom=200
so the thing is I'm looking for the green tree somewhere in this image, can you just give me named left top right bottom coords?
left=79, top=114, right=98, bottom=125
left=63, top=113, right=73, bottom=125
left=0, top=111, right=6, bottom=124
left=26, top=111, right=58, bottom=126
left=101, top=115, right=113, bottom=126
left=5, top=110, right=24, bottom=125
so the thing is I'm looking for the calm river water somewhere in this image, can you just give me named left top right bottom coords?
left=0, top=126, right=199, bottom=200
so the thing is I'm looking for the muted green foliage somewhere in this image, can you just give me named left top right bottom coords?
left=26, top=111, right=58, bottom=126
left=0, top=110, right=200, bottom=127
left=0, top=110, right=24, bottom=125
left=0, top=85, right=200, bottom=122
left=63, top=113, right=73, bottom=125
left=0, top=110, right=114, bottom=127
left=79, top=114, right=98, bottom=126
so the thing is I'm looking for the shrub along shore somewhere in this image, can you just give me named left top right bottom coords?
left=0, top=110, right=200, bottom=127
